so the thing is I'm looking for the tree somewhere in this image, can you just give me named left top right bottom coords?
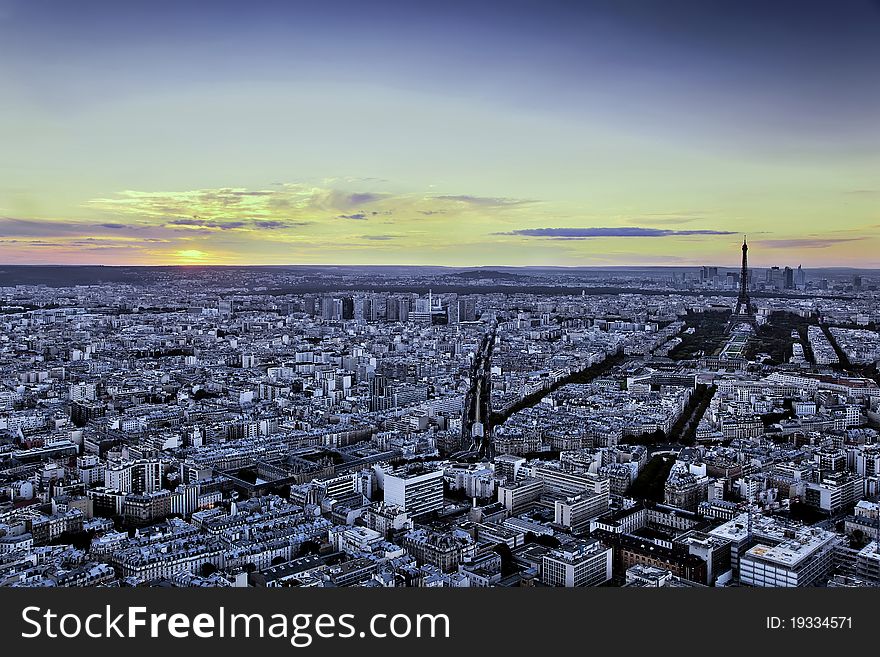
left=297, top=539, right=322, bottom=557
left=493, top=542, right=519, bottom=577
left=850, top=528, right=866, bottom=549
left=524, top=532, right=561, bottom=548
left=629, top=456, right=676, bottom=501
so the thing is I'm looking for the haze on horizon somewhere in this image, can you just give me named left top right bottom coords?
left=1, top=0, right=878, bottom=269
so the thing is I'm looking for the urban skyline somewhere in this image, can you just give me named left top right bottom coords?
left=2, top=0, right=879, bottom=268
left=3, top=0, right=880, bottom=592
left=2, top=237, right=880, bottom=589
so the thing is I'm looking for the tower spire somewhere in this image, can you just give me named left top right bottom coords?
left=728, top=235, right=758, bottom=332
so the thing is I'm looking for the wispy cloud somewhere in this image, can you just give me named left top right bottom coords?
left=165, top=217, right=304, bottom=231
left=499, top=227, right=736, bottom=239
left=636, top=212, right=706, bottom=226
left=0, top=217, right=148, bottom=238
left=167, top=218, right=248, bottom=230
left=11, top=181, right=866, bottom=266
left=254, top=220, right=309, bottom=230
left=347, top=192, right=385, bottom=205
left=758, top=237, right=867, bottom=249
left=88, top=185, right=399, bottom=224
left=432, top=195, right=536, bottom=207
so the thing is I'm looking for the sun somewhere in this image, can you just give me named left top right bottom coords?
left=175, top=249, right=208, bottom=263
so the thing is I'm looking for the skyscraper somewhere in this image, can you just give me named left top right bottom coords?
left=354, top=296, right=374, bottom=322
left=321, top=296, right=336, bottom=320
left=448, top=298, right=477, bottom=324
left=341, top=297, right=354, bottom=320
left=458, top=298, right=477, bottom=323
left=795, top=265, right=807, bottom=289
left=302, top=295, right=317, bottom=316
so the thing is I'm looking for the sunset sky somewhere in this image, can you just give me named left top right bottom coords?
left=1, top=0, right=878, bottom=268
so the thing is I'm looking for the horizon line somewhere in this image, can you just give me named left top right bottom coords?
left=0, top=262, right=876, bottom=271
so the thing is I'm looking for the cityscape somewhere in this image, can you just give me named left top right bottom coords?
left=2, top=238, right=880, bottom=588
left=2, top=0, right=879, bottom=594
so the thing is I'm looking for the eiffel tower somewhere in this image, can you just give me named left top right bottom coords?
left=728, top=235, right=758, bottom=332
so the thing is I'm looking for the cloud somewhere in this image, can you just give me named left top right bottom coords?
left=500, top=227, right=736, bottom=239
left=254, top=220, right=309, bottom=230
left=181, top=189, right=275, bottom=207
left=87, top=186, right=537, bottom=236
left=166, top=218, right=248, bottom=230
left=0, top=218, right=85, bottom=237
left=88, top=186, right=403, bottom=229
left=267, top=196, right=293, bottom=210
left=347, top=192, right=384, bottom=205
left=758, top=238, right=866, bottom=249
left=0, top=218, right=148, bottom=238
left=0, top=239, right=60, bottom=247
left=636, top=213, right=705, bottom=226
left=432, top=195, right=535, bottom=207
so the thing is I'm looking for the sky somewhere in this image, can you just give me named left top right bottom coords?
left=1, top=0, right=878, bottom=268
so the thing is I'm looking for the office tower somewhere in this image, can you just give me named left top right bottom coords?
left=458, top=298, right=477, bottom=323
left=354, top=296, right=373, bottom=322
left=410, top=294, right=434, bottom=325
left=384, top=467, right=444, bottom=517
left=321, top=296, right=336, bottom=320
left=386, top=297, right=399, bottom=322
left=369, top=374, right=391, bottom=412
left=766, top=266, right=783, bottom=289
left=341, top=296, right=354, bottom=320
left=386, top=297, right=410, bottom=323
left=541, top=539, right=613, bottom=587
left=218, top=298, right=234, bottom=317
left=104, top=459, right=162, bottom=494
left=302, top=295, right=317, bottom=315
left=447, top=299, right=459, bottom=324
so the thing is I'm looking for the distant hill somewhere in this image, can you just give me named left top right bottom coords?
left=449, top=269, right=531, bottom=281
